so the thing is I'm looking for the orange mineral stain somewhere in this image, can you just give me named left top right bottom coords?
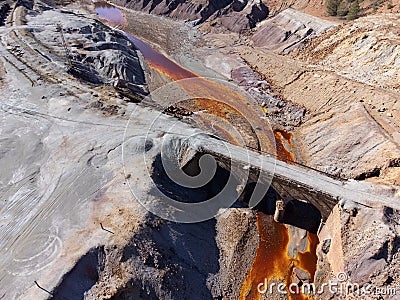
left=240, top=213, right=319, bottom=300
left=241, top=133, right=319, bottom=300
left=125, top=33, right=198, bottom=81
left=94, top=6, right=319, bottom=300
left=297, top=233, right=319, bottom=282
left=124, top=34, right=276, bottom=152
left=94, top=2, right=275, bottom=153
left=239, top=213, right=291, bottom=300
left=274, top=130, right=295, bottom=164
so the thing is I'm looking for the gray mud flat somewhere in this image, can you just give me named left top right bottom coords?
left=0, top=3, right=259, bottom=299
left=0, top=47, right=259, bottom=298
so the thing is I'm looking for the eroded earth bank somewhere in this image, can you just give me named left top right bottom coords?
left=0, top=0, right=400, bottom=299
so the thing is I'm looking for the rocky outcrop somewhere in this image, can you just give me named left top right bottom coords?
left=299, top=102, right=400, bottom=179
left=27, top=9, right=148, bottom=96
left=212, top=209, right=258, bottom=299
left=0, top=1, right=11, bottom=26
left=110, top=0, right=269, bottom=32
left=316, top=205, right=400, bottom=299
left=238, top=46, right=400, bottom=182
left=74, top=209, right=259, bottom=299
left=252, top=8, right=336, bottom=54
left=231, top=66, right=306, bottom=128
left=2, top=1, right=400, bottom=299
left=296, top=13, right=400, bottom=92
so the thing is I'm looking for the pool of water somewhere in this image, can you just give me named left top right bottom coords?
left=94, top=1, right=126, bottom=26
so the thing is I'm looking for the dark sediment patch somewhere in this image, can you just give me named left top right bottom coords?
left=52, top=247, right=105, bottom=300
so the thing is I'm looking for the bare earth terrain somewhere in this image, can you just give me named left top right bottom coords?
left=0, top=0, right=399, bottom=299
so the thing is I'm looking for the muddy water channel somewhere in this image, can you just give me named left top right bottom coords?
left=94, top=2, right=318, bottom=299
left=240, top=214, right=319, bottom=300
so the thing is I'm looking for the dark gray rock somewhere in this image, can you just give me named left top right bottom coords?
left=252, top=8, right=336, bottom=54
left=110, top=0, right=269, bottom=32
left=0, top=1, right=11, bottom=26
left=321, top=238, right=331, bottom=254
left=28, top=9, right=149, bottom=96
left=231, top=66, right=306, bottom=128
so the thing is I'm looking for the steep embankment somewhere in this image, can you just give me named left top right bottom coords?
left=224, top=9, right=400, bottom=183
left=231, top=9, right=400, bottom=298
left=187, top=7, right=399, bottom=182
left=109, top=0, right=270, bottom=32
left=108, top=0, right=400, bottom=28
left=252, top=8, right=336, bottom=54
left=291, top=0, right=400, bottom=21
left=239, top=44, right=400, bottom=182
left=296, top=13, right=400, bottom=92
left=291, top=13, right=400, bottom=183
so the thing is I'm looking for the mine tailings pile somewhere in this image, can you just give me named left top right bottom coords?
left=95, top=2, right=319, bottom=299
